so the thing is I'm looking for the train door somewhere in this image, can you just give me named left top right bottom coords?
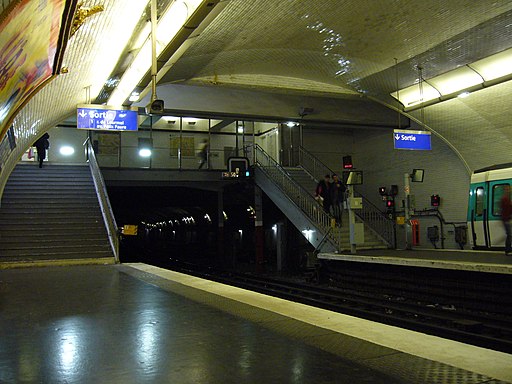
left=469, top=181, right=510, bottom=249
left=487, top=181, right=510, bottom=248
left=469, top=182, right=487, bottom=248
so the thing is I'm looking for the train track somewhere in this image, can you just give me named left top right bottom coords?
left=155, top=259, right=512, bottom=354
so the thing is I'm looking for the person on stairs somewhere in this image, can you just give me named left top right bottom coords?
left=33, top=132, right=50, bottom=168
left=331, top=174, right=346, bottom=226
left=315, top=174, right=332, bottom=213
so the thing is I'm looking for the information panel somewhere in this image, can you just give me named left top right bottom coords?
left=393, top=129, right=431, bottom=150
left=77, top=105, right=138, bottom=131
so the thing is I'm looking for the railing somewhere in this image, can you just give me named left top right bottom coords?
left=298, top=146, right=332, bottom=182
left=95, top=144, right=235, bottom=170
left=253, top=144, right=345, bottom=250
left=298, top=145, right=395, bottom=248
left=84, top=138, right=120, bottom=262
left=353, top=191, right=396, bottom=247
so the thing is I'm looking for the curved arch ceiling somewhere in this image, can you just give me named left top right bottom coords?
left=2, top=0, right=512, bottom=180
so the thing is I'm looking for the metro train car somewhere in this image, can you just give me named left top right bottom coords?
left=467, top=163, right=512, bottom=250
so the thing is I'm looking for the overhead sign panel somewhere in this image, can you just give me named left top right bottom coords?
left=393, top=129, right=431, bottom=150
left=77, top=104, right=138, bottom=131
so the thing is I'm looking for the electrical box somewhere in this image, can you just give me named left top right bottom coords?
left=349, top=197, right=363, bottom=209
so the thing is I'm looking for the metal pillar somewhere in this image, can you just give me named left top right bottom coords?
left=217, top=190, right=224, bottom=263
left=347, top=185, right=357, bottom=254
left=255, top=185, right=264, bottom=272
left=276, top=222, right=285, bottom=272
left=404, top=173, right=412, bottom=250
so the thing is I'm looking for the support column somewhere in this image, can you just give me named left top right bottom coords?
left=254, top=185, right=264, bottom=272
left=347, top=185, right=357, bottom=254
left=276, top=222, right=285, bottom=272
left=404, top=173, right=412, bottom=250
left=217, top=189, right=224, bottom=265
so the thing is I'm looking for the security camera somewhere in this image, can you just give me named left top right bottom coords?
left=145, top=99, right=164, bottom=115
left=299, top=107, right=314, bottom=117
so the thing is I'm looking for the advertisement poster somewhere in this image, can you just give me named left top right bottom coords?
left=0, top=0, right=66, bottom=137
left=170, top=136, right=195, bottom=157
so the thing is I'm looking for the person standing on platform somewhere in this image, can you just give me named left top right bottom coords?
left=501, top=184, right=512, bottom=255
left=198, top=139, right=209, bottom=169
left=331, top=174, right=345, bottom=226
left=33, top=132, right=50, bottom=168
left=315, top=174, right=332, bottom=213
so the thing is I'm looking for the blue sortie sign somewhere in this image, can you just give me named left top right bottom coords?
left=393, top=129, right=431, bottom=150
left=77, top=105, right=138, bottom=131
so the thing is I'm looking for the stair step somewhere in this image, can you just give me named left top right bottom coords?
left=0, top=249, right=114, bottom=259
left=0, top=243, right=111, bottom=253
left=4, top=184, right=95, bottom=191
left=0, top=229, right=108, bottom=238
left=1, top=198, right=99, bottom=205
left=0, top=237, right=109, bottom=247
left=0, top=207, right=101, bottom=214
left=0, top=220, right=104, bottom=228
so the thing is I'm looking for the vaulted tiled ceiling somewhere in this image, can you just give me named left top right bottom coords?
left=2, top=0, right=512, bottom=177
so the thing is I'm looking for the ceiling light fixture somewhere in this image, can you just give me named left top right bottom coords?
left=108, top=0, right=204, bottom=107
left=128, top=91, right=140, bottom=102
left=391, top=47, right=512, bottom=111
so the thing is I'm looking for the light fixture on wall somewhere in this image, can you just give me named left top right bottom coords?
left=59, top=146, right=75, bottom=156
left=391, top=47, right=512, bottom=111
left=138, top=138, right=153, bottom=157
left=184, top=117, right=198, bottom=125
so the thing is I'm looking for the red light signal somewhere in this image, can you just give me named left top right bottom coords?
left=431, top=194, right=440, bottom=207
left=343, top=155, right=353, bottom=169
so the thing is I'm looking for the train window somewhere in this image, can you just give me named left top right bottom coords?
left=475, top=187, right=484, bottom=216
left=492, top=184, right=509, bottom=216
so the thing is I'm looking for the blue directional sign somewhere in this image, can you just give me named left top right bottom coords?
left=77, top=105, right=138, bottom=131
left=393, top=129, right=431, bottom=150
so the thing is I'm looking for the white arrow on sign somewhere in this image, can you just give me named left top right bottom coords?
left=78, top=110, right=87, bottom=118
left=394, top=134, right=400, bottom=141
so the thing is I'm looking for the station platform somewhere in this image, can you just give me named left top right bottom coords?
left=1, top=263, right=511, bottom=383
left=318, top=248, right=512, bottom=274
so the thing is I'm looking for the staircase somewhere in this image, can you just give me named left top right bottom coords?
left=282, top=165, right=389, bottom=250
left=252, top=145, right=391, bottom=252
left=0, top=163, right=114, bottom=263
left=282, top=167, right=318, bottom=195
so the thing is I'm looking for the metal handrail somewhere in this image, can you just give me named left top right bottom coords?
left=253, top=144, right=346, bottom=250
left=353, top=191, right=396, bottom=247
left=298, top=145, right=395, bottom=247
left=84, top=137, right=119, bottom=262
left=298, top=146, right=332, bottom=182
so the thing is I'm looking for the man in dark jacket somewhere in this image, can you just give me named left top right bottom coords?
left=33, top=132, right=49, bottom=168
left=331, top=174, right=346, bottom=225
left=315, top=174, right=332, bottom=213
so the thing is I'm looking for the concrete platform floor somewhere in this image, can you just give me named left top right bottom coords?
left=1, top=263, right=511, bottom=383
